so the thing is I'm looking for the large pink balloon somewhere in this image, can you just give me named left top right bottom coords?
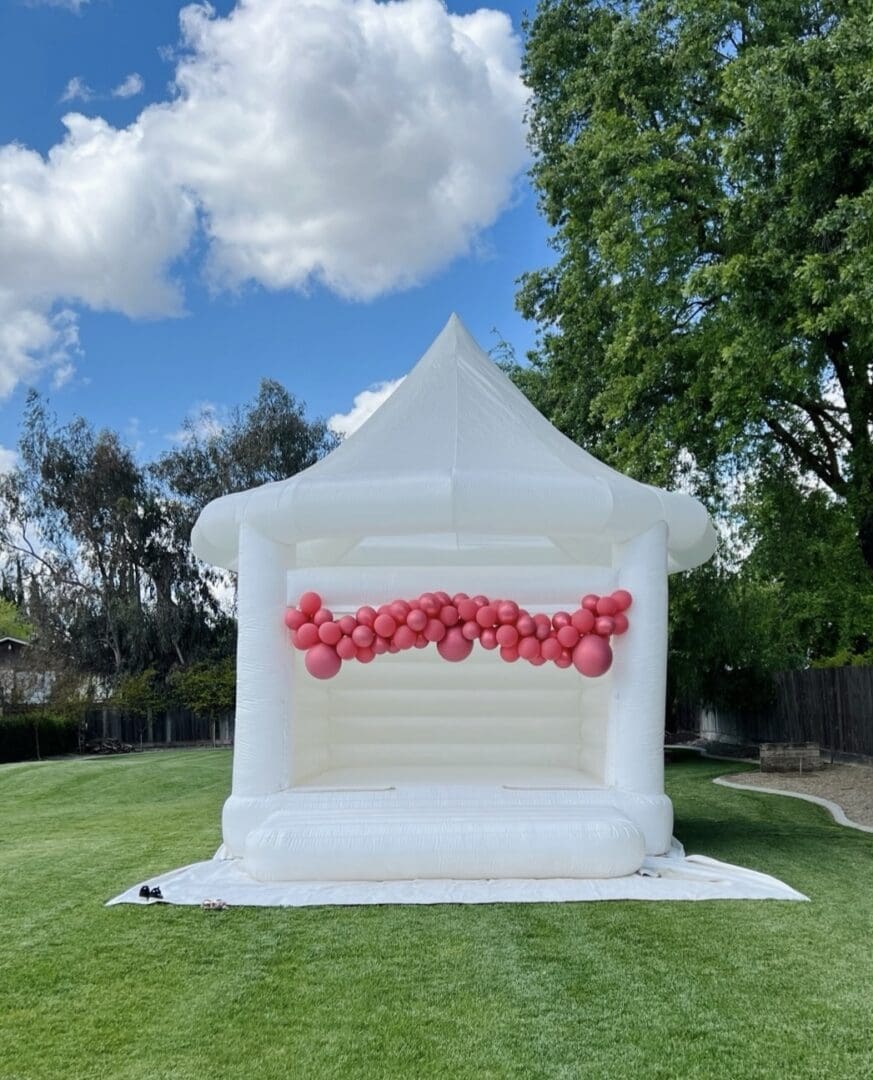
left=573, top=635, right=613, bottom=677
left=305, top=644, right=341, bottom=679
left=299, top=591, right=322, bottom=617
left=437, top=626, right=474, bottom=663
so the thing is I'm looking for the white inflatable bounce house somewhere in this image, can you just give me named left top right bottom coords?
left=112, top=316, right=803, bottom=905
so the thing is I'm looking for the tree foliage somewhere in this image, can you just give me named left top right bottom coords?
left=519, top=0, right=873, bottom=565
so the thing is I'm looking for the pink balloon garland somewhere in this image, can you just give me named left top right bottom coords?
left=286, top=590, right=632, bottom=681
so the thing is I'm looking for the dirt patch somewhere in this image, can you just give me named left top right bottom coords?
left=727, top=764, right=873, bottom=829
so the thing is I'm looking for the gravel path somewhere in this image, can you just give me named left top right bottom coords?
left=727, top=764, right=873, bottom=829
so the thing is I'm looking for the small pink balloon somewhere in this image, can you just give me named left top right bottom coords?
left=440, top=604, right=460, bottom=626
left=612, top=589, right=633, bottom=612
left=480, top=628, right=498, bottom=650
left=351, top=625, right=375, bottom=648
left=554, top=653, right=572, bottom=669
left=356, top=646, right=375, bottom=663
left=552, top=611, right=571, bottom=630
left=472, top=595, right=489, bottom=606
left=581, top=594, right=599, bottom=612
left=457, top=598, right=478, bottom=622
left=338, top=615, right=357, bottom=636
left=318, top=621, right=342, bottom=646
left=595, top=616, right=616, bottom=637
left=557, top=625, right=579, bottom=649
left=313, top=608, right=333, bottom=626
left=541, top=637, right=562, bottom=661
left=518, top=637, right=540, bottom=661
left=573, top=635, right=613, bottom=677
left=373, top=613, right=397, bottom=638
left=284, top=608, right=307, bottom=631
left=393, top=625, right=416, bottom=650
left=476, top=605, right=498, bottom=628
left=534, top=614, right=552, bottom=641
left=295, top=623, right=320, bottom=650
left=356, top=606, right=377, bottom=627
left=305, top=643, right=341, bottom=679
left=419, top=593, right=440, bottom=615
left=531, top=655, right=547, bottom=667
left=437, top=626, right=474, bottom=663
left=497, top=601, right=519, bottom=625
left=613, top=612, right=629, bottom=635
left=461, top=620, right=481, bottom=641
left=516, top=615, right=536, bottom=638
left=496, top=624, right=519, bottom=648
left=414, top=633, right=428, bottom=649
left=499, top=645, right=519, bottom=663
left=435, top=590, right=451, bottom=606
left=390, top=600, right=411, bottom=621
left=388, top=644, right=400, bottom=653
left=299, top=591, right=322, bottom=617
left=373, top=637, right=389, bottom=655
left=452, top=592, right=470, bottom=606
left=424, top=618, right=447, bottom=643
left=406, top=609, right=427, bottom=632
left=336, top=635, right=356, bottom=660
left=596, top=596, right=618, bottom=617
left=571, top=608, right=595, bottom=634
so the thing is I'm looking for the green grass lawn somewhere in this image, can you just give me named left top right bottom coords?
left=1, top=750, right=872, bottom=1080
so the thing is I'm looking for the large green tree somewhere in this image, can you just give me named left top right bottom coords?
left=518, top=0, right=873, bottom=566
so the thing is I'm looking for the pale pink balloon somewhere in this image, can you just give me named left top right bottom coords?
left=393, top=625, right=416, bottom=650
left=476, top=605, right=498, bottom=628
left=595, top=616, right=616, bottom=637
left=336, top=635, right=356, bottom=660
left=440, top=604, right=460, bottom=627
left=437, top=626, right=474, bottom=663
left=612, top=612, right=629, bottom=635
left=612, top=589, right=633, bottom=612
left=374, top=613, right=397, bottom=639
left=305, top=643, right=341, bottom=679
left=571, top=608, right=595, bottom=634
left=480, top=628, right=498, bottom=650
left=351, top=625, right=375, bottom=648
left=581, top=594, right=599, bottom=612
left=516, top=615, right=536, bottom=638
left=457, top=598, right=478, bottom=622
left=557, top=625, right=579, bottom=649
left=295, top=623, right=320, bottom=650
left=318, top=621, right=343, bottom=646
left=284, top=608, right=307, bottom=631
left=461, top=620, right=481, bottom=641
left=541, top=637, right=562, bottom=662
left=499, top=645, right=519, bottom=663
left=338, top=615, right=357, bottom=636
left=496, top=624, right=519, bottom=648
left=406, top=609, right=428, bottom=632
left=373, top=637, right=389, bottom=655
left=596, top=595, right=618, bottom=617
left=424, top=618, right=447, bottom=643
left=299, top=591, right=322, bottom=617
left=497, top=601, right=519, bottom=625
left=518, top=637, right=540, bottom=661
left=356, top=646, right=375, bottom=663
left=573, top=635, right=613, bottom=677
left=356, top=606, right=377, bottom=627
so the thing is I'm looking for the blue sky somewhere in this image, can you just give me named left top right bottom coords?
left=0, top=0, right=551, bottom=463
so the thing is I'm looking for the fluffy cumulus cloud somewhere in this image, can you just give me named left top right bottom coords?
left=0, top=0, right=526, bottom=400
left=328, top=377, right=405, bottom=437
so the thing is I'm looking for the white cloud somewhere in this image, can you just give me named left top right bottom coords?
left=29, top=0, right=90, bottom=11
left=0, top=0, right=527, bottom=400
left=60, top=76, right=94, bottom=103
left=328, top=377, right=405, bottom=438
left=0, top=446, right=17, bottom=473
left=168, top=401, right=227, bottom=445
left=112, top=73, right=144, bottom=99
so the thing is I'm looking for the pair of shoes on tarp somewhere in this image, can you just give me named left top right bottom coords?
left=138, top=885, right=163, bottom=900
left=201, top=898, right=229, bottom=911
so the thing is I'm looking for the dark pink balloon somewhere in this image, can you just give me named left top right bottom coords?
left=613, top=612, right=629, bottom=635
left=424, top=618, right=447, bottom=643
left=461, top=620, right=481, bottom=641
left=541, top=637, right=562, bottom=662
left=581, top=594, right=599, bottom=612
left=516, top=615, right=536, bottom=638
left=557, top=625, right=579, bottom=649
left=336, top=635, right=356, bottom=660
left=305, top=644, right=341, bottom=679
left=356, top=646, right=375, bottom=663
left=299, top=591, right=322, bottom=617
left=496, top=624, right=519, bottom=648
left=440, top=604, right=460, bottom=627
left=318, top=621, right=343, bottom=646
left=573, top=635, right=613, bottom=677
left=393, top=625, right=416, bottom=650
left=552, top=611, right=571, bottom=630
left=435, top=590, right=451, bottom=606
left=457, top=598, right=478, bottom=622
left=338, top=615, right=357, bottom=636
left=595, top=616, right=616, bottom=637
left=612, top=589, right=633, bottom=612
left=437, top=626, right=474, bottom=663
left=351, top=625, right=375, bottom=648
left=596, top=595, right=618, bottom=617
left=406, top=609, right=427, bottom=632
left=373, top=613, right=397, bottom=638
left=356, top=605, right=377, bottom=627
left=571, top=608, right=595, bottom=634
left=295, top=622, right=320, bottom=650
left=499, top=645, right=519, bottom=663
left=476, top=605, right=498, bottom=628
left=518, top=637, right=540, bottom=661
left=498, top=601, right=519, bottom=625
left=480, top=628, right=498, bottom=650
left=472, top=595, right=490, bottom=607
left=284, top=608, right=307, bottom=631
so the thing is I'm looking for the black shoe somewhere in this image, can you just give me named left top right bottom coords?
left=149, top=886, right=163, bottom=900
left=139, top=885, right=151, bottom=899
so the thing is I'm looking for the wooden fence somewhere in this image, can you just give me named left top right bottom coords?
left=677, top=666, right=873, bottom=760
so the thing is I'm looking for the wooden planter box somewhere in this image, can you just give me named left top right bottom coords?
left=760, top=741, right=822, bottom=773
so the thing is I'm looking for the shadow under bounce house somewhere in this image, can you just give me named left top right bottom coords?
left=111, top=316, right=804, bottom=905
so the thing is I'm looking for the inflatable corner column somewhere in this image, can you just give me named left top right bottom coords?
left=232, top=523, right=294, bottom=797
left=607, top=521, right=668, bottom=796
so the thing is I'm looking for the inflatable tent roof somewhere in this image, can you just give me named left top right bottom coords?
left=191, top=315, right=716, bottom=574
